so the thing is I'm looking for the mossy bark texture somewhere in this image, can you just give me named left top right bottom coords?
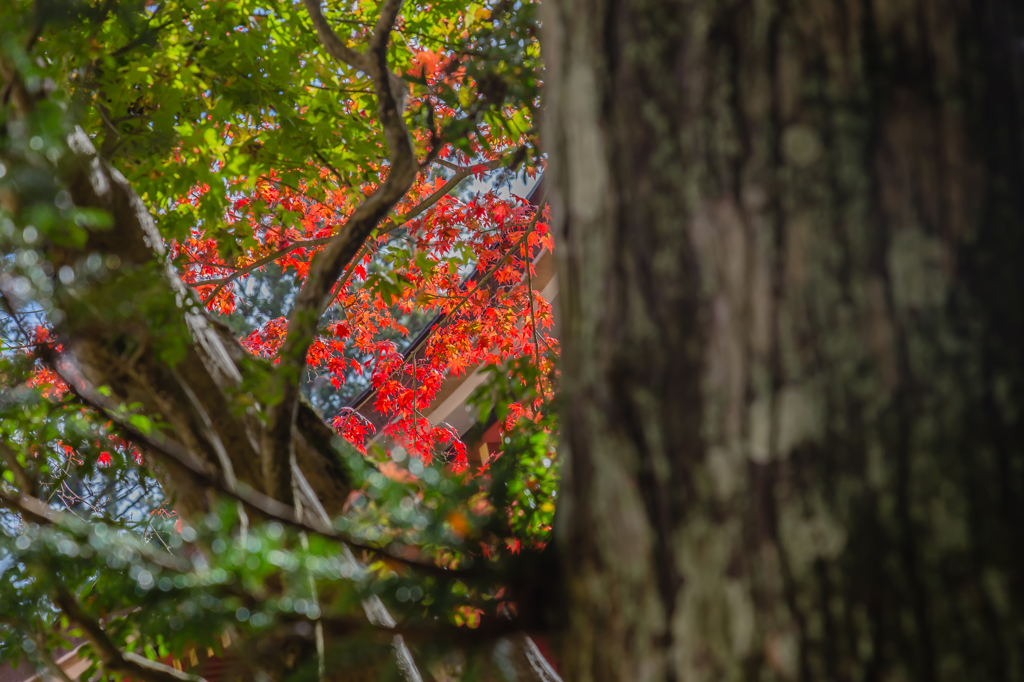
left=544, top=0, right=1024, bottom=680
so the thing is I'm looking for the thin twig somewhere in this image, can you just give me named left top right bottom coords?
left=431, top=196, right=546, bottom=336
left=349, top=201, right=546, bottom=416
left=196, top=159, right=497, bottom=305
left=0, top=340, right=56, bottom=351
left=525, top=242, right=544, bottom=396
left=312, top=149, right=349, bottom=189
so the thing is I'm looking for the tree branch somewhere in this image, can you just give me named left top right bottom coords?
left=301, top=0, right=407, bottom=111
left=369, top=0, right=405, bottom=56
left=0, top=487, right=57, bottom=526
left=432, top=198, right=546, bottom=335
left=301, top=0, right=372, bottom=73
left=195, top=158, right=494, bottom=305
left=0, top=487, right=192, bottom=573
left=13, top=335, right=461, bottom=577
left=54, top=587, right=209, bottom=682
left=34, top=635, right=78, bottom=682
left=263, top=0, right=422, bottom=504
left=346, top=200, right=545, bottom=417
left=198, top=237, right=335, bottom=303
left=3, top=57, right=355, bottom=528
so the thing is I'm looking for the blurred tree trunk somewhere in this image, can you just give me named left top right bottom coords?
left=543, top=0, right=1024, bottom=680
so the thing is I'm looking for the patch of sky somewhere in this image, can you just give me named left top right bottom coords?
left=464, top=166, right=537, bottom=202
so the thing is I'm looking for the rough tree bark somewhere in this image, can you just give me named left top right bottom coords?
left=544, top=0, right=1024, bottom=680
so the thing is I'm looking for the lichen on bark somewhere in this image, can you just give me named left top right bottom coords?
left=546, top=0, right=1024, bottom=680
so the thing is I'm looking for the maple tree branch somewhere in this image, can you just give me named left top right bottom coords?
left=189, top=259, right=241, bottom=271
left=392, top=160, right=502, bottom=225
left=53, top=586, right=209, bottom=682
left=0, top=289, right=457, bottom=578
left=302, top=0, right=372, bottom=73
left=349, top=201, right=545, bottom=417
left=301, top=0, right=406, bottom=111
left=526, top=244, right=544, bottom=395
left=0, top=486, right=56, bottom=526
left=34, top=635, right=77, bottom=682
left=434, top=159, right=461, bottom=171
left=194, top=158, right=497, bottom=305
left=369, top=0, right=405, bottom=56
left=197, top=237, right=335, bottom=304
left=435, top=198, right=547, bottom=334
left=264, top=0, right=425, bottom=504
left=325, top=158, right=505, bottom=304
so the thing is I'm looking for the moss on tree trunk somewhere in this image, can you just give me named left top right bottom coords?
left=544, top=0, right=1024, bottom=679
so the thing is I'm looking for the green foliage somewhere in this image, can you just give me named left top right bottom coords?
left=0, top=450, right=528, bottom=678
left=0, top=0, right=553, bottom=678
left=470, top=356, right=558, bottom=542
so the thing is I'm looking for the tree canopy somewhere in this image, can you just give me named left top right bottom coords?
left=0, top=1, right=560, bottom=680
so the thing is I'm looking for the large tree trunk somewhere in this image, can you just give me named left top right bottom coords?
left=544, top=0, right=1024, bottom=680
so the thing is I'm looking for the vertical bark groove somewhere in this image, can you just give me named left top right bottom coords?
left=547, top=0, right=1024, bottom=679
